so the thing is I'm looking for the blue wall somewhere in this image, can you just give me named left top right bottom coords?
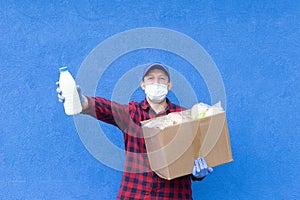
left=1, top=1, right=299, bottom=199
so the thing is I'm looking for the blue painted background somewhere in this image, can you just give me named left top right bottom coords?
left=1, top=1, right=299, bottom=199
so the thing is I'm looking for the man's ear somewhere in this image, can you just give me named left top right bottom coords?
left=168, top=81, right=173, bottom=90
left=140, top=81, right=146, bottom=90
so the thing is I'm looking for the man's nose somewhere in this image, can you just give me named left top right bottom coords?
left=153, top=78, right=160, bottom=84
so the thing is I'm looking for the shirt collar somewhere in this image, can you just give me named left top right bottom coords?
left=141, top=98, right=171, bottom=112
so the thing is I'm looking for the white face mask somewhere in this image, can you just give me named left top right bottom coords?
left=145, top=83, right=168, bottom=103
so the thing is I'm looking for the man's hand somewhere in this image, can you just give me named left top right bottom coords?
left=56, top=82, right=85, bottom=104
left=56, top=81, right=65, bottom=102
left=192, top=158, right=213, bottom=178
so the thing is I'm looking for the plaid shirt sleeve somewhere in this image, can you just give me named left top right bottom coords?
left=81, top=96, right=132, bottom=133
left=191, top=175, right=205, bottom=181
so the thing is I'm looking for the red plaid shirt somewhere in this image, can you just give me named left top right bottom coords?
left=82, top=97, right=201, bottom=199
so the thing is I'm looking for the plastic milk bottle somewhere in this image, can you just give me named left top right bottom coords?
left=59, top=67, right=82, bottom=115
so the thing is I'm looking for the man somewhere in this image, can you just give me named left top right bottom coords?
left=56, top=63, right=213, bottom=199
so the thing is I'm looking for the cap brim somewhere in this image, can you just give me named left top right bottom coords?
left=143, top=63, right=170, bottom=80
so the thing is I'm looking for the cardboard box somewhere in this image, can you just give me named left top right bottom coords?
left=141, top=111, right=233, bottom=180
